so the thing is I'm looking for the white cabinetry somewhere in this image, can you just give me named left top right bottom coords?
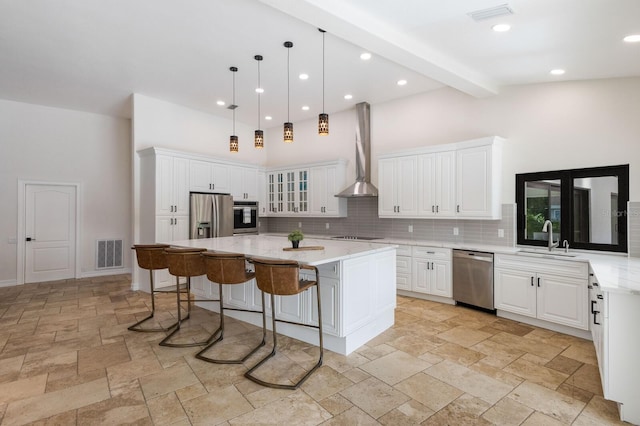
left=411, top=246, right=452, bottom=298
left=456, top=143, right=501, bottom=219
left=418, top=151, right=456, bottom=217
left=379, top=136, right=503, bottom=219
left=494, top=254, right=588, bottom=330
left=309, top=162, right=347, bottom=217
left=378, top=156, right=418, bottom=216
left=231, top=166, right=258, bottom=201
left=156, top=155, right=190, bottom=216
left=189, top=159, right=230, bottom=193
left=395, top=245, right=412, bottom=291
left=265, top=160, right=347, bottom=217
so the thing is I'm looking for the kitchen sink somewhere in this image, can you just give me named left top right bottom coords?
left=516, top=249, right=578, bottom=258
left=331, top=236, right=382, bottom=241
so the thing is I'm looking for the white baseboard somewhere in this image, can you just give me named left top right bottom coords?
left=0, top=279, right=17, bottom=288
left=81, top=268, right=131, bottom=278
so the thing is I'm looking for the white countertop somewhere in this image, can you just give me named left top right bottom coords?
left=168, top=235, right=397, bottom=266
left=264, top=233, right=640, bottom=295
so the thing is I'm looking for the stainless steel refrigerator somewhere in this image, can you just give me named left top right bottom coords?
left=189, top=193, right=234, bottom=239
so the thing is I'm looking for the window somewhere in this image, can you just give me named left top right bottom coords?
left=516, top=165, right=629, bottom=252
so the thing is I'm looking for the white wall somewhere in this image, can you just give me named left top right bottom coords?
left=0, top=99, right=131, bottom=283
left=266, top=77, right=640, bottom=203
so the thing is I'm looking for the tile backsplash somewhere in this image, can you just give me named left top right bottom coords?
left=628, top=201, right=640, bottom=258
left=265, top=198, right=516, bottom=247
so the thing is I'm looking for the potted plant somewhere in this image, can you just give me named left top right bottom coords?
left=287, top=229, right=304, bottom=249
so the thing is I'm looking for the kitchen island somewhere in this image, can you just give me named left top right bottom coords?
left=169, top=235, right=398, bottom=355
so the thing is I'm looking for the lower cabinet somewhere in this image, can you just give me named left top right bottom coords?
left=494, top=254, right=589, bottom=330
left=396, top=245, right=452, bottom=299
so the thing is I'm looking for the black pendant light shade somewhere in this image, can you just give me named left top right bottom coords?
left=283, top=41, right=294, bottom=143
left=229, top=66, right=239, bottom=153
left=254, top=55, right=264, bottom=149
left=318, top=29, right=329, bottom=136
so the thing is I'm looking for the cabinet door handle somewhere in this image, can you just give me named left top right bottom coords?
left=593, top=282, right=599, bottom=287
left=426, top=262, right=430, bottom=270
left=436, top=205, right=439, bottom=213
left=593, top=311, right=600, bottom=325
left=431, top=262, right=434, bottom=269
left=591, top=300, right=597, bottom=314
left=397, top=206, right=400, bottom=213
left=597, top=294, right=603, bottom=299
left=537, top=277, right=541, bottom=287
left=531, top=277, right=534, bottom=286
left=212, top=184, right=215, bottom=190
left=432, top=205, right=435, bottom=213
left=457, top=205, right=460, bottom=213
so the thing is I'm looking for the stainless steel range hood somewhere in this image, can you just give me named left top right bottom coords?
left=336, top=102, right=379, bottom=198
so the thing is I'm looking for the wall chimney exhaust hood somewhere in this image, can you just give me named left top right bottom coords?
left=336, top=102, right=379, bottom=198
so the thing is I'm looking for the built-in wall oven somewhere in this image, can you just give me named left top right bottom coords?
left=233, top=201, right=258, bottom=235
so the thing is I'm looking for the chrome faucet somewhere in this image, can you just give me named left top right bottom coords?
left=542, top=220, right=559, bottom=251
left=562, top=239, right=570, bottom=253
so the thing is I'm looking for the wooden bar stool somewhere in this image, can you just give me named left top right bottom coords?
left=159, top=247, right=220, bottom=347
left=244, top=258, right=323, bottom=390
left=195, top=252, right=266, bottom=364
left=129, top=244, right=179, bottom=332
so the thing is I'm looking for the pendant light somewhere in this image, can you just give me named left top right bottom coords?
left=229, top=66, right=239, bottom=153
left=318, top=29, right=329, bottom=136
left=254, top=55, right=264, bottom=149
left=283, top=41, right=294, bottom=143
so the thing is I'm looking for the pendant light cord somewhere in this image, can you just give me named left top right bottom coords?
left=322, top=30, right=325, bottom=114
left=232, top=70, right=236, bottom=135
left=287, top=46, right=290, bottom=122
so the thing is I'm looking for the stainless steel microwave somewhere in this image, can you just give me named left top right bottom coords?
left=233, top=201, right=258, bottom=234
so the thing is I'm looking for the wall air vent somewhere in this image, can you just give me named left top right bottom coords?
left=96, top=239, right=123, bottom=269
left=468, top=4, right=514, bottom=21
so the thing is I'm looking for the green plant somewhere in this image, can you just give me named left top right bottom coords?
left=287, top=229, right=304, bottom=242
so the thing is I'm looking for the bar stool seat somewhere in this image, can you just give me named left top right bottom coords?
left=244, top=258, right=323, bottom=390
left=159, top=247, right=220, bottom=348
left=195, top=252, right=266, bottom=364
left=129, top=244, right=179, bottom=332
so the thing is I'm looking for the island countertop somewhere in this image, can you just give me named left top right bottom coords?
left=169, top=234, right=398, bottom=266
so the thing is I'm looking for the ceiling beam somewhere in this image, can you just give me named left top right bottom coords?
left=258, top=0, right=499, bottom=98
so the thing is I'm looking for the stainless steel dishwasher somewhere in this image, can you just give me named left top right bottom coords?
left=452, top=250, right=494, bottom=310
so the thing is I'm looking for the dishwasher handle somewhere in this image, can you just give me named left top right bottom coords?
left=452, top=250, right=494, bottom=262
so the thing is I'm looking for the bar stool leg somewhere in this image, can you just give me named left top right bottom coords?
left=195, top=285, right=266, bottom=364
left=128, top=269, right=179, bottom=332
left=244, top=283, right=323, bottom=390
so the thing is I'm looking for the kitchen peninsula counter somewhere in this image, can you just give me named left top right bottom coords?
left=169, top=235, right=398, bottom=355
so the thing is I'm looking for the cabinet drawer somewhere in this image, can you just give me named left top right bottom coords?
left=412, top=246, right=451, bottom=260
left=318, top=262, right=340, bottom=279
left=396, top=256, right=411, bottom=274
left=495, top=254, right=588, bottom=279
left=396, top=244, right=412, bottom=256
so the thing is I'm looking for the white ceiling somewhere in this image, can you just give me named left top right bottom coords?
left=1, top=0, right=638, bottom=128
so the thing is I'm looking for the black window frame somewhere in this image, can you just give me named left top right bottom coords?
left=516, top=164, right=629, bottom=253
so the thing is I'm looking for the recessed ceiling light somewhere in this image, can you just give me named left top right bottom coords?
left=302, top=105, right=310, bottom=111
left=397, top=79, right=408, bottom=86
left=299, top=73, right=309, bottom=80
left=344, top=94, right=353, bottom=100
left=623, top=34, right=640, bottom=43
left=255, top=87, right=264, bottom=93
left=360, top=52, right=372, bottom=60
left=265, top=116, right=272, bottom=120
left=492, top=23, right=511, bottom=32
left=550, top=69, right=566, bottom=76
left=216, top=100, right=225, bottom=106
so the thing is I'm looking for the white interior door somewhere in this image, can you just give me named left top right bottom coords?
left=25, top=184, right=77, bottom=283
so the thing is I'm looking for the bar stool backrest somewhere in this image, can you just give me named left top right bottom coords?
left=132, top=244, right=170, bottom=270
left=202, top=252, right=255, bottom=284
left=164, top=247, right=207, bottom=277
left=252, top=258, right=305, bottom=296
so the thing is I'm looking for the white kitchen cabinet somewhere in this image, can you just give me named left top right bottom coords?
left=257, top=171, right=267, bottom=217
left=494, top=254, right=588, bottom=330
left=418, top=151, right=456, bottom=217
left=230, top=166, right=258, bottom=201
left=154, top=215, right=189, bottom=287
left=309, top=162, right=347, bottom=217
left=455, top=142, right=502, bottom=219
left=410, top=246, right=452, bottom=298
left=378, top=156, right=418, bottom=217
left=395, top=245, right=412, bottom=291
left=266, top=171, right=284, bottom=215
left=284, top=169, right=309, bottom=214
left=156, top=155, right=190, bottom=216
left=189, top=159, right=230, bottom=194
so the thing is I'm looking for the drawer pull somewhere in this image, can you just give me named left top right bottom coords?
left=593, top=311, right=600, bottom=325
left=591, top=300, right=597, bottom=314
left=597, top=294, right=603, bottom=300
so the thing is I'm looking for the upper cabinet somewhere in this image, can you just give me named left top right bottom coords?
left=378, top=156, right=418, bottom=216
left=378, top=136, right=503, bottom=220
left=266, top=160, right=347, bottom=217
left=231, top=166, right=258, bottom=201
left=189, top=159, right=230, bottom=194
left=156, top=154, right=190, bottom=216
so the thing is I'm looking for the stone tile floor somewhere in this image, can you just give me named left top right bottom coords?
left=0, top=274, right=628, bottom=425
